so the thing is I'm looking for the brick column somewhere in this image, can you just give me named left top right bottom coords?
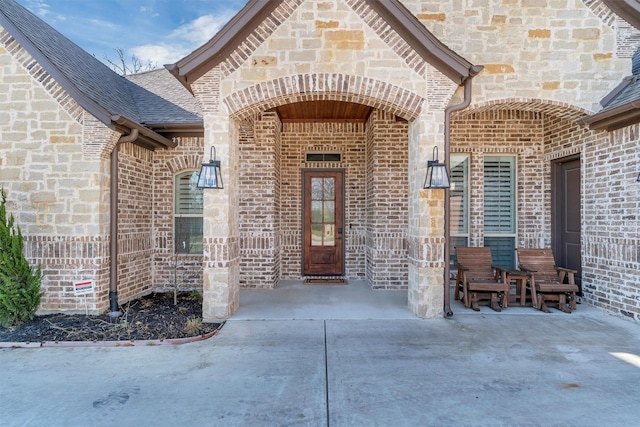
left=238, top=112, right=281, bottom=288
left=365, top=110, right=409, bottom=289
left=202, top=114, right=240, bottom=321
left=407, top=111, right=446, bottom=318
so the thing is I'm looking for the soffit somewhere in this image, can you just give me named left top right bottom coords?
left=273, top=101, right=373, bottom=123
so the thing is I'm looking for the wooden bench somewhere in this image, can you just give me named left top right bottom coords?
left=455, top=247, right=509, bottom=312
left=516, top=248, right=579, bottom=313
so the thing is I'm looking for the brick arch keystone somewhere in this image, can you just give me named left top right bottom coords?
left=455, top=98, right=590, bottom=122
left=224, top=73, right=425, bottom=121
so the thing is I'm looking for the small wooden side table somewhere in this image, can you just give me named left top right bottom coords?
left=502, top=269, right=535, bottom=307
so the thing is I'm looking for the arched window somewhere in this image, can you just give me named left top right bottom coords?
left=174, top=170, right=203, bottom=254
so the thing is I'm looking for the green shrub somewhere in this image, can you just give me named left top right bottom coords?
left=0, top=188, right=42, bottom=327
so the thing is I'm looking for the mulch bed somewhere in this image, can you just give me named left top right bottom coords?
left=0, top=292, right=223, bottom=343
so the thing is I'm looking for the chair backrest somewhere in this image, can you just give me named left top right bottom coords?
left=516, top=248, right=559, bottom=282
left=455, top=247, right=495, bottom=281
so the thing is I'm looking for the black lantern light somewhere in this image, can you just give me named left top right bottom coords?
left=197, top=146, right=224, bottom=189
left=423, top=146, right=450, bottom=189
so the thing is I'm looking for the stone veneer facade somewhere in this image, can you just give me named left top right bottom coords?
left=2, top=0, right=640, bottom=322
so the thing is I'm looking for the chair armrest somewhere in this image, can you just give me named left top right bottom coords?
left=556, top=266, right=578, bottom=274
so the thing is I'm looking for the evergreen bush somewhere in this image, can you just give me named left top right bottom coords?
left=0, top=188, right=42, bottom=327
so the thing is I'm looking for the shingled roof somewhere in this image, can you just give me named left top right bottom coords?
left=0, top=0, right=201, bottom=145
left=579, top=1, right=640, bottom=131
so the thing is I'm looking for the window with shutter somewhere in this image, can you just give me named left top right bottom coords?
left=483, top=156, right=516, bottom=268
left=449, top=154, right=469, bottom=270
left=174, top=171, right=203, bottom=254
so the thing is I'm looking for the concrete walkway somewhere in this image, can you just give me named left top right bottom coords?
left=2, top=281, right=640, bottom=426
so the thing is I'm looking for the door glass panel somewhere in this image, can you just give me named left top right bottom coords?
left=324, top=201, right=335, bottom=223
left=312, top=178, right=323, bottom=200
left=308, top=176, right=337, bottom=247
left=324, top=178, right=334, bottom=200
left=311, top=224, right=323, bottom=246
left=311, top=201, right=323, bottom=223
left=324, top=224, right=335, bottom=246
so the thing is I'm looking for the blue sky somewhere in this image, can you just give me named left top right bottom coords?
left=15, top=0, right=247, bottom=67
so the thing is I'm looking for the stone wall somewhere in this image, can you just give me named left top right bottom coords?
left=1, top=27, right=111, bottom=313
left=405, top=0, right=634, bottom=112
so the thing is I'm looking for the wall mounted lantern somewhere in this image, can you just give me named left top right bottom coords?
left=423, top=146, right=450, bottom=189
left=197, top=146, right=224, bottom=189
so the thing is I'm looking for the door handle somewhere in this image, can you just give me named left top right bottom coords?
left=338, top=228, right=343, bottom=234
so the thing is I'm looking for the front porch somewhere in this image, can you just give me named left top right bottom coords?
left=231, top=279, right=592, bottom=320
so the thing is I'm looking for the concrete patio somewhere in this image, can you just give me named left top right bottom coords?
left=1, top=280, right=639, bottom=426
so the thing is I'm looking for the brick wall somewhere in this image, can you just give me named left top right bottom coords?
left=152, top=136, right=204, bottom=292
left=582, top=125, right=640, bottom=321
left=366, top=110, right=409, bottom=289
left=451, top=110, right=546, bottom=250
left=280, top=121, right=367, bottom=279
left=239, top=113, right=281, bottom=288
left=114, top=143, right=154, bottom=303
left=231, top=110, right=409, bottom=288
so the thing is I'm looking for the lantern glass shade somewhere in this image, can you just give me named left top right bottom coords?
left=197, top=160, right=223, bottom=189
left=424, top=161, right=450, bottom=189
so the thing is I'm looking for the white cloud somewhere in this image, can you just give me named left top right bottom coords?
left=168, top=14, right=231, bottom=46
left=129, top=44, right=189, bottom=67
left=139, top=6, right=159, bottom=18
left=126, top=12, right=236, bottom=65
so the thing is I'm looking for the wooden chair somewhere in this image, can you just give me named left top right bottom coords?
left=516, top=248, right=579, bottom=313
left=454, top=247, right=509, bottom=312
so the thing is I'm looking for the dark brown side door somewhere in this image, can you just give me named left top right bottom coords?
left=303, top=170, right=344, bottom=276
left=553, top=157, right=582, bottom=291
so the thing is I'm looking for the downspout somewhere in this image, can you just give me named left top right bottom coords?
left=443, top=79, right=473, bottom=318
left=109, top=129, right=139, bottom=317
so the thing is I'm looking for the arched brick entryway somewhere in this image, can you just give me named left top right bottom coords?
left=223, top=73, right=426, bottom=297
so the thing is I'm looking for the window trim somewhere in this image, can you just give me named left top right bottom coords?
left=174, top=169, right=204, bottom=255
left=483, top=154, right=517, bottom=268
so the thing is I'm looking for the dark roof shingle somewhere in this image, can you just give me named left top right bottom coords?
left=0, top=0, right=201, bottom=131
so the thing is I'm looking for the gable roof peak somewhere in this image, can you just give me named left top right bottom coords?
left=167, top=0, right=481, bottom=91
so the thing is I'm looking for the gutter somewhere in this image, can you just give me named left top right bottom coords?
left=107, top=116, right=178, bottom=317
left=110, top=115, right=178, bottom=149
left=443, top=76, right=477, bottom=318
left=578, top=99, right=640, bottom=131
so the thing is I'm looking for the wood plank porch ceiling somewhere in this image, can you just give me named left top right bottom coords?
left=272, top=100, right=373, bottom=123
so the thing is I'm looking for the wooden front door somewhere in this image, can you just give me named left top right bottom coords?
left=553, top=157, right=582, bottom=291
left=303, top=170, right=344, bottom=276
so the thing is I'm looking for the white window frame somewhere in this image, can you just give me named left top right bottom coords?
left=447, top=153, right=471, bottom=272
left=483, top=155, right=517, bottom=268
left=174, top=170, right=203, bottom=255
left=450, top=153, right=470, bottom=249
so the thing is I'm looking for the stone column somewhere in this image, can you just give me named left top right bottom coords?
left=407, top=111, right=446, bottom=318
left=202, top=114, right=240, bottom=321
